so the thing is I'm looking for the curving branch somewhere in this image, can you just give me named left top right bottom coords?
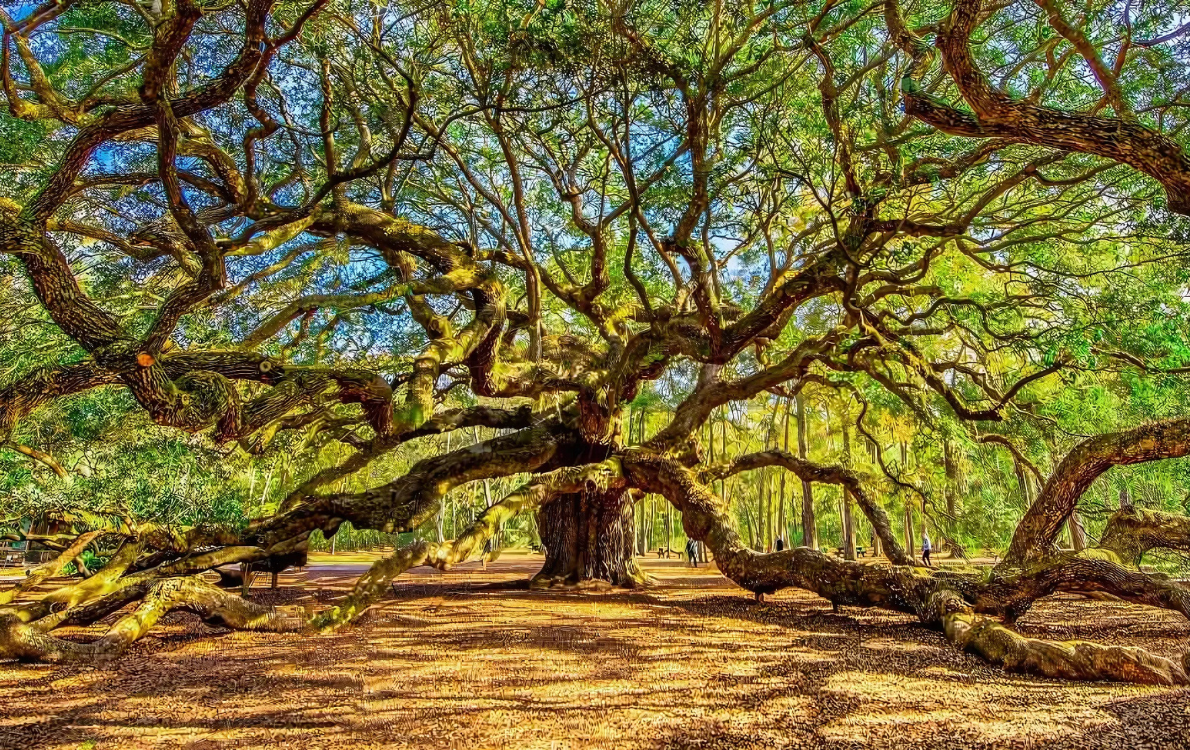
left=1004, top=417, right=1190, bottom=566
left=698, top=450, right=911, bottom=564
left=899, top=0, right=1190, bottom=214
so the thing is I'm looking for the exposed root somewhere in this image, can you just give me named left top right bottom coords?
left=6, top=447, right=1188, bottom=687
left=977, top=552, right=1190, bottom=622
left=528, top=574, right=645, bottom=591
left=623, top=450, right=1190, bottom=685
left=935, top=593, right=1190, bottom=686
left=0, top=530, right=107, bottom=606
left=39, top=541, right=143, bottom=611
left=308, top=541, right=432, bottom=632
left=0, top=576, right=303, bottom=662
left=623, top=451, right=966, bottom=609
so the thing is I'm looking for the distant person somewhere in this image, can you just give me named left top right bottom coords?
left=775, top=537, right=784, bottom=552
left=921, top=531, right=932, bottom=567
left=686, top=538, right=698, bottom=567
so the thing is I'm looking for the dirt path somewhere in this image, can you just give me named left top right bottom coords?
left=2, top=554, right=1188, bottom=749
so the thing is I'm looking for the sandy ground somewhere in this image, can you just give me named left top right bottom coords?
left=1, top=552, right=1188, bottom=750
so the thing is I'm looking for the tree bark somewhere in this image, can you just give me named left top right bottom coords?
left=779, top=396, right=791, bottom=545
left=1101, top=506, right=1190, bottom=566
left=533, top=487, right=648, bottom=587
left=624, top=452, right=1190, bottom=686
left=944, top=439, right=957, bottom=518
left=1069, top=511, right=1087, bottom=552
left=1004, top=418, right=1190, bottom=566
left=900, top=0, right=1190, bottom=215
left=900, top=441, right=916, bottom=557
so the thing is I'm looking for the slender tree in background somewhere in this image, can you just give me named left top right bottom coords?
left=795, top=395, right=817, bottom=550
left=839, top=400, right=856, bottom=560
left=2, top=0, right=1190, bottom=686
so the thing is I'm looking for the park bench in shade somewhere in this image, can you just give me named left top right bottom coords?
left=0, top=543, right=26, bottom=569
left=830, top=546, right=867, bottom=558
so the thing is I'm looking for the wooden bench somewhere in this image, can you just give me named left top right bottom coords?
left=0, top=544, right=24, bottom=569
left=655, top=548, right=683, bottom=559
left=831, top=546, right=867, bottom=558
left=215, top=551, right=307, bottom=595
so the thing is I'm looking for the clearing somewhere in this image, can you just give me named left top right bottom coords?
left=2, top=553, right=1188, bottom=750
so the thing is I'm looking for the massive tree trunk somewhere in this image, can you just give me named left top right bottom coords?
left=533, top=487, right=649, bottom=588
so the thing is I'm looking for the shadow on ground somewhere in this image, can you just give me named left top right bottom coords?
left=2, top=555, right=1187, bottom=749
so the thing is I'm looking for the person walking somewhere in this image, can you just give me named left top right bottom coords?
left=685, top=537, right=698, bottom=567
left=921, top=531, right=933, bottom=567
left=481, top=538, right=493, bottom=570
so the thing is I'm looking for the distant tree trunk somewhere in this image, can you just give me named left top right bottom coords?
left=435, top=434, right=451, bottom=544
left=761, top=406, right=777, bottom=550
left=840, top=404, right=856, bottom=561
left=795, top=395, right=817, bottom=549
left=1014, top=461, right=1030, bottom=506
left=259, top=458, right=276, bottom=510
left=904, top=504, right=915, bottom=557
left=630, top=410, right=647, bottom=556
left=666, top=498, right=673, bottom=555
left=901, top=441, right=916, bottom=557
left=720, top=409, right=729, bottom=510
left=864, top=433, right=882, bottom=558
left=647, top=496, right=655, bottom=553
left=941, top=439, right=967, bottom=558
left=779, top=396, right=791, bottom=545
left=480, top=477, right=500, bottom=551
left=1070, top=511, right=1087, bottom=552
left=535, top=487, right=647, bottom=587
left=742, top=500, right=757, bottom=549
left=757, top=436, right=766, bottom=551
left=636, top=499, right=646, bottom=556
left=944, top=440, right=957, bottom=518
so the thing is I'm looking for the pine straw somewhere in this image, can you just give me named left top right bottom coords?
left=1, top=555, right=1188, bottom=750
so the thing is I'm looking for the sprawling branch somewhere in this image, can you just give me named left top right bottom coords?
left=900, top=0, right=1190, bottom=214
left=698, top=450, right=910, bottom=564
left=1004, top=418, right=1190, bottom=566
